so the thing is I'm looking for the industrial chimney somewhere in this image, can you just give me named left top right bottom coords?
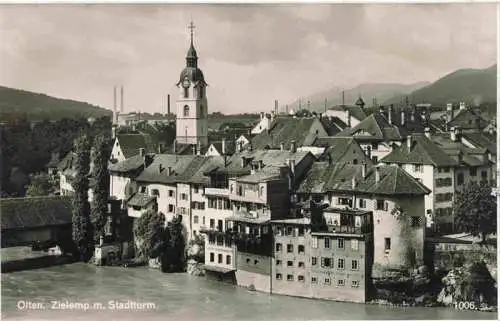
left=120, top=86, right=124, bottom=113
left=167, top=94, right=171, bottom=116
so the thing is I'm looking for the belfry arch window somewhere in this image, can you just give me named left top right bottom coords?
left=184, top=87, right=189, bottom=98
left=199, top=86, right=204, bottom=99
left=183, top=105, right=190, bottom=117
left=200, top=105, right=204, bottom=116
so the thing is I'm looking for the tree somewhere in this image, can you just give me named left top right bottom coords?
left=26, top=173, right=52, bottom=197
left=163, top=215, right=186, bottom=272
left=454, top=180, right=496, bottom=242
left=133, top=209, right=166, bottom=260
left=71, top=135, right=94, bottom=261
left=90, top=135, right=111, bottom=243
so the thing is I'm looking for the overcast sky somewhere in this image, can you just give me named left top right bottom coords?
left=0, top=3, right=497, bottom=114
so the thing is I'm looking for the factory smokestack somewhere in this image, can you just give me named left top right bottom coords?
left=167, top=94, right=171, bottom=116
left=113, top=86, right=117, bottom=124
left=120, top=86, right=124, bottom=113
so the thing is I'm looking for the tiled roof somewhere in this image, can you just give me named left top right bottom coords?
left=1, top=196, right=73, bottom=230
left=209, top=140, right=236, bottom=155
left=462, top=132, right=497, bottom=155
left=219, top=149, right=311, bottom=175
left=312, top=137, right=362, bottom=163
left=116, top=134, right=158, bottom=159
left=134, top=154, right=224, bottom=186
left=236, top=167, right=282, bottom=183
left=298, top=162, right=430, bottom=196
left=251, top=117, right=321, bottom=150
left=127, top=193, right=156, bottom=208
left=328, top=105, right=367, bottom=122
left=381, top=134, right=458, bottom=167
left=448, top=108, right=490, bottom=130
left=108, top=154, right=145, bottom=174
left=336, top=113, right=406, bottom=141
left=271, top=217, right=311, bottom=225
left=320, top=117, right=344, bottom=136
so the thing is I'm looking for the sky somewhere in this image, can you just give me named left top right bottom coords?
left=0, top=3, right=497, bottom=114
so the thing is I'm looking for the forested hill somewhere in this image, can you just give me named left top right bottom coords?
left=0, top=86, right=111, bottom=121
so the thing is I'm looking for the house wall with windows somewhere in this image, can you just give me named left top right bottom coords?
left=176, top=183, right=193, bottom=240
left=109, top=174, right=131, bottom=201
left=235, top=253, right=272, bottom=292
left=205, top=233, right=237, bottom=271
left=400, top=163, right=435, bottom=227
left=110, top=139, right=126, bottom=163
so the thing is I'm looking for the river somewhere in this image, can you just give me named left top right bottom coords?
left=1, top=262, right=497, bottom=321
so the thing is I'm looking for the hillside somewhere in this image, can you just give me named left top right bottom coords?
left=384, top=65, right=497, bottom=106
left=0, top=86, right=112, bottom=121
left=287, top=82, right=429, bottom=113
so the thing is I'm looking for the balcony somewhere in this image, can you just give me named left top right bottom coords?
left=312, top=224, right=371, bottom=235
left=205, top=188, right=229, bottom=197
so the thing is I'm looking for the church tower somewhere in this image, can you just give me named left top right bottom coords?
left=176, top=21, right=208, bottom=147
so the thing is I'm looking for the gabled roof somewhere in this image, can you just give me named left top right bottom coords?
left=298, top=162, right=430, bottom=196
left=448, top=108, right=490, bottom=130
left=209, top=141, right=236, bottom=155
left=320, top=117, right=345, bottom=136
left=328, top=105, right=367, bottom=121
left=251, top=117, right=323, bottom=150
left=108, top=154, right=145, bottom=174
left=381, top=134, right=458, bottom=167
left=236, top=167, right=282, bottom=183
left=313, top=137, right=371, bottom=164
left=116, top=133, right=158, bottom=159
left=337, top=113, right=406, bottom=141
left=1, top=196, right=73, bottom=230
left=134, top=154, right=224, bottom=186
left=216, top=149, right=312, bottom=176
left=127, top=193, right=156, bottom=208
left=462, top=132, right=497, bottom=155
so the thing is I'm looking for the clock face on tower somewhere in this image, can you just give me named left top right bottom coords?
left=182, top=78, right=190, bottom=88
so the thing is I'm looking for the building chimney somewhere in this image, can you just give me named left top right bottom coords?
left=280, top=142, right=284, bottom=151
left=453, top=126, right=461, bottom=142
left=113, top=86, right=117, bottom=125
left=450, top=127, right=456, bottom=141
left=366, top=146, right=372, bottom=159
left=167, top=166, right=172, bottom=176
left=139, top=148, right=146, bottom=157
left=446, top=103, right=453, bottom=112
left=407, top=135, right=413, bottom=151
left=379, top=105, right=385, bottom=115
left=159, top=163, right=163, bottom=173
left=287, top=159, right=296, bottom=176
left=240, top=156, right=246, bottom=167
left=341, top=91, right=345, bottom=106
left=459, top=102, right=466, bottom=111
left=275, top=100, right=278, bottom=114
left=351, top=176, right=357, bottom=189
left=290, top=140, right=297, bottom=153
left=346, top=110, right=351, bottom=127
left=192, top=145, right=196, bottom=155
left=475, top=116, right=481, bottom=131
left=157, top=144, right=163, bottom=154
left=173, top=139, right=177, bottom=154
left=197, top=141, right=201, bottom=155
left=260, top=112, right=265, bottom=120
left=222, top=138, right=226, bottom=155
left=424, top=127, right=431, bottom=139
left=120, top=86, right=124, bottom=113
left=401, top=110, right=405, bottom=126
left=258, top=160, right=264, bottom=170
left=375, top=166, right=380, bottom=183
left=167, top=94, right=171, bottom=116
left=388, top=104, right=393, bottom=125
left=362, top=162, right=367, bottom=179
left=111, top=126, right=117, bottom=140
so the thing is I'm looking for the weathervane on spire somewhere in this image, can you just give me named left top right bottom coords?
left=188, top=20, right=196, bottom=45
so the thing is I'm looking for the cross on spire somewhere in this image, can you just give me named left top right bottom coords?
left=188, top=20, right=196, bottom=45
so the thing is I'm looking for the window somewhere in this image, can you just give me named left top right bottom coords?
left=384, top=238, right=391, bottom=252
left=337, top=279, right=345, bottom=286
left=457, top=173, right=464, bottom=186
left=183, top=105, right=189, bottom=116
left=311, top=257, right=317, bottom=266
left=193, top=185, right=199, bottom=193
left=287, top=244, right=293, bottom=253
left=276, top=260, right=282, bottom=266
left=351, top=260, right=359, bottom=270
left=311, top=237, right=318, bottom=249
left=413, top=164, right=423, bottom=173
left=337, top=258, right=345, bottom=269
left=226, top=255, right=231, bottom=265
left=246, top=258, right=251, bottom=264
left=139, top=186, right=146, bottom=193
left=210, top=253, right=214, bottom=262
left=287, top=274, right=294, bottom=281
left=298, top=245, right=305, bottom=254
left=376, top=200, right=388, bottom=211
left=193, top=216, right=199, bottom=224
left=168, top=190, right=174, bottom=197
left=168, top=204, right=174, bottom=213
left=202, top=216, right=205, bottom=225
left=324, top=278, right=331, bottom=285
left=351, top=280, right=360, bottom=288
left=338, top=238, right=344, bottom=249
left=181, top=193, right=188, bottom=200
left=351, top=239, right=359, bottom=251
left=371, top=143, right=378, bottom=150
left=298, top=275, right=305, bottom=282
left=372, top=156, right=378, bottom=164
left=358, top=198, right=366, bottom=208
left=298, top=261, right=305, bottom=268
left=287, top=261, right=293, bottom=267
left=481, top=170, right=488, bottom=179
left=324, top=238, right=330, bottom=249
left=298, top=227, right=304, bottom=236
left=276, top=273, right=282, bottom=280
left=435, top=178, right=452, bottom=187
left=286, top=226, right=293, bottom=236
left=276, top=243, right=282, bottom=252
left=470, top=168, right=477, bottom=176
left=322, top=257, right=332, bottom=268
left=259, top=186, right=264, bottom=196
left=210, top=219, right=215, bottom=229
left=311, top=277, right=318, bottom=284
left=411, top=216, right=421, bottom=228
left=436, top=193, right=453, bottom=203
left=151, top=189, right=159, bottom=197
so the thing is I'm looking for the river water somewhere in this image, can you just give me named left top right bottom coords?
left=1, top=262, right=496, bottom=321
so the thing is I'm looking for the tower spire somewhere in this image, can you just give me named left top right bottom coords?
left=189, top=20, right=196, bottom=46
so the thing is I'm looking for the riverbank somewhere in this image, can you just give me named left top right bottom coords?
left=1, top=247, right=76, bottom=273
